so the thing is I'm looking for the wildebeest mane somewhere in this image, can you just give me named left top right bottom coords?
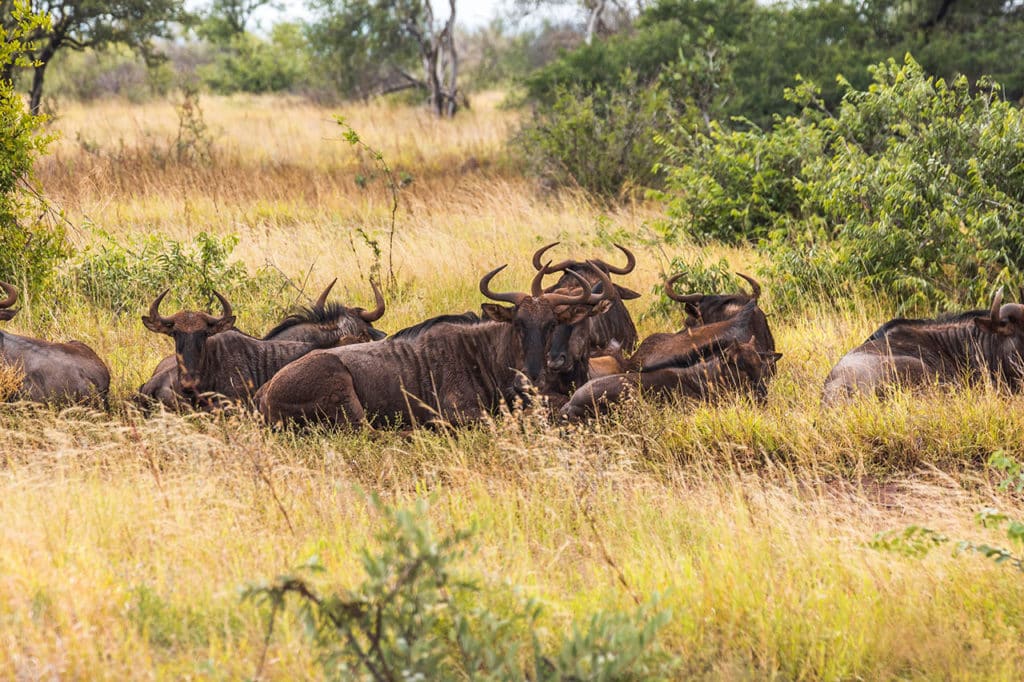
left=263, top=302, right=356, bottom=339
left=389, top=311, right=483, bottom=340
left=865, top=309, right=988, bottom=342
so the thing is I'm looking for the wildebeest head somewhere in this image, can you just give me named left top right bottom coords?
left=0, top=281, right=19, bottom=321
left=531, top=241, right=642, bottom=300
left=263, top=278, right=387, bottom=343
left=723, top=335, right=783, bottom=400
left=973, top=288, right=1024, bottom=381
left=666, top=271, right=762, bottom=326
left=479, top=262, right=612, bottom=383
left=141, top=289, right=236, bottom=391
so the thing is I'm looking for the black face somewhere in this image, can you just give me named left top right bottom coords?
left=172, top=330, right=214, bottom=390
left=142, top=311, right=235, bottom=392
left=483, top=299, right=609, bottom=385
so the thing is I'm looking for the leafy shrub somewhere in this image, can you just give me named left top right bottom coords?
left=199, top=24, right=310, bottom=95
left=643, top=255, right=734, bottom=321
left=245, top=494, right=676, bottom=680
left=43, top=45, right=173, bottom=103
left=515, top=71, right=677, bottom=199
left=653, top=111, right=821, bottom=244
left=66, top=231, right=283, bottom=316
left=0, top=3, right=70, bottom=293
left=659, top=55, right=1024, bottom=310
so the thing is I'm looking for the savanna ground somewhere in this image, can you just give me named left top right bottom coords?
left=2, top=91, right=1024, bottom=679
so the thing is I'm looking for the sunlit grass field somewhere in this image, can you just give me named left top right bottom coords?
left=1, top=93, right=1023, bottom=679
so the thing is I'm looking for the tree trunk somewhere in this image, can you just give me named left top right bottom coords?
left=585, top=0, right=608, bottom=45
left=29, top=40, right=56, bottom=115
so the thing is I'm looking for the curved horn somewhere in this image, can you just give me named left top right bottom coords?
left=592, top=244, right=636, bottom=275
left=0, top=281, right=17, bottom=309
left=664, top=273, right=704, bottom=304
left=531, top=242, right=559, bottom=271
left=313, top=278, right=337, bottom=309
left=543, top=268, right=593, bottom=306
left=212, top=290, right=233, bottom=323
left=736, top=272, right=761, bottom=300
left=531, top=261, right=552, bottom=298
left=990, top=286, right=1005, bottom=324
left=480, top=265, right=526, bottom=305
left=359, top=279, right=386, bottom=322
left=544, top=262, right=611, bottom=306
left=148, top=289, right=173, bottom=325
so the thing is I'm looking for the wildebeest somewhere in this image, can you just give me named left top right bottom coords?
left=531, top=242, right=641, bottom=352
left=822, top=288, right=1024, bottom=404
left=256, top=264, right=612, bottom=428
left=664, top=271, right=777, bottom=386
left=0, top=281, right=110, bottom=405
left=561, top=336, right=775, bottom=421
left=137, top=279, right=386, bottom=409
left=625, top=301, right=781, bottom=401
left=140, top=287, right=379, bottom=409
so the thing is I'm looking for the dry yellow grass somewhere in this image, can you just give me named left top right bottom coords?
left=0, top=93, right=1021, bottom=679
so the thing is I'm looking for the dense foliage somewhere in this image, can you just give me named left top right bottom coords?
left=0, top=2, right=67, bottom=292
left=657, top=56, right=1024, bottom=310
left=527, top=0, right=1024, bottom=129
left=68, top=231, right=283, bottom=316
left=516, top=71, right=677, bottom=198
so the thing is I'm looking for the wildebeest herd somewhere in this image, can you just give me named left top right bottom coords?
left=2, top=243, right=1023, bottom=428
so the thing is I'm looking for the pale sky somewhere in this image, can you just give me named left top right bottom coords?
left=185, top=0, right=537, bottom=32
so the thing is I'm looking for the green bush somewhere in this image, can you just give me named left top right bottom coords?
left=246, top=494, right=676, bottom=680
left=199, top=24, right=310, bottom=95
left=659, top=55, right=1024, bottom=310
left=43, top=45, right=173, bottom=103
left=515, top=71, right=677, bottom=199
left=0, top=3, right=70, bottom=293
left=66, top=230, right=283, bottom=316
left=643, top=255, right=735, bottom=322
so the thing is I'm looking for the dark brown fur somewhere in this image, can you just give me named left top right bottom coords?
left=823, top=291, right=1024, bottom=404
left=257, top=265, right=612, bottom=428
left=561, top=338, right=772, bottom=421
left=532, top=242, right=641, bottom=352
left=137, top=280, right=384, bottom=410
left=0, top=282, right=110, bottom=406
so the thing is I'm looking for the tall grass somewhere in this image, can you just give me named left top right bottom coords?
left=0, top=93, right=1021, bottom=678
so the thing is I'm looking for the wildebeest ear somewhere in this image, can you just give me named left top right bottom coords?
left=141, top=315, right=174, bottom=334
left=614, top=284, right=642, bottom=300
left=974, top=317, right=1011, bottom=335
left=211, top=316, right=236, bottom=334
left=481, top=303, right=515, bottom=322
left=0, top=308, right=17, bottom=321
left=765, top=352, right=783, bottom=362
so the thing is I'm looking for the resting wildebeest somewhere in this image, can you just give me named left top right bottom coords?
left=256, top=264, right=612, bottom=428
left=140, top=286, right=383, bottom=409
left=0, top=281, right=110, bottom=405
left=531, top=242, right=641, bottom=352
left=625, top=301, right=780, bottom=401
left=664, top=271, right=777, bottom=386
left=561, top=336, right=776, bottom=421
left=137, top=279, right=386, bottom=409
left=822, top=288, right=1024, bottom=404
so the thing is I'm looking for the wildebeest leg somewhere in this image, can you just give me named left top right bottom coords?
left=561, top=374, right=633, bottom=421
left=257, top=352, right=367, bottom=428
